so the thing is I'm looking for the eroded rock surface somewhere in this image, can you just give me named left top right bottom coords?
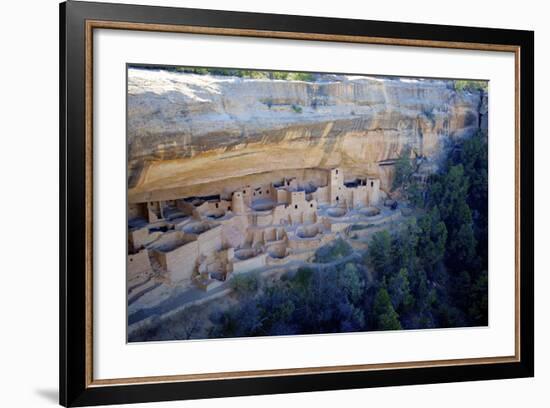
left=128, top=69, right=487, bottom=202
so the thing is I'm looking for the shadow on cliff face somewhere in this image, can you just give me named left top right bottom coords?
left=126, top=73, right=487, bottom=194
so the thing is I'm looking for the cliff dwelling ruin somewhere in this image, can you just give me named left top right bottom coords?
left=128, top=167, right=383, bottom=292
left=125, top=66, right=489, bottom=340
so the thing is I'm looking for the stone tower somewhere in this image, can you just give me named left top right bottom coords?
left=329, top=168, right=344, bottom=206
left=366, top=177, right=381, bottom=205
left=231, top=191, right=245, bottom=214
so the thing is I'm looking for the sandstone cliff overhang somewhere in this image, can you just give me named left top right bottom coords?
left=127, top=68, right=487, bottom=203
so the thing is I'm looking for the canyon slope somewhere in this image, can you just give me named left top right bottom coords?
left=127, top=68, right=488, bottom=203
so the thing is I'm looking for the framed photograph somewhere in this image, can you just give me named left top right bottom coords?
left=60, top=1, right=534, bottom=406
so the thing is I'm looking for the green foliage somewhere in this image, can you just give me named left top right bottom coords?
left=314, top=238, right=352, bottom=263
left=373, top=288, right=402, bottom=330
left=388, top=268, right=414, bottom=312
left=429, top=165, right=468, bottom=220
left=392, top=147, right=414, bottom=191
left=207, top=260, right=369, bottom=339
left=291, top=104, right=303, bottom=113
left=427, top=132, right=488, bottom=276
left=391, top=219, right=420, bottom=271
left=133, top=65, right=316, bottom=81
left=454, top=80, right=488, bottom=93
left=390, top=146, right=429, bottom=208
left=286, top=72, right=315, bottom=81
left=408, top=268, right=430, bottom=311
left=448, top=222, right=477, bottom=266
left=459, top=135, right=489, bottom=213
left=428, top=166, right=479, bottom=272
left=291, top=267, right=314, bottom=290
left=367, top=231, right=392, bottom=274
left=174, top=67, right=210, bottom=75
left=454, top=134, right=489, bottom=262
left=468, top=270, right=488, bottom=325
left=337, top=263, right=364, bottom=304
left=230, top=272, right=260, bottom=298
left=417, top=207, right=447, bottom=271
left=451, top=270, right=472, bottom=310
left=259, top=285, right=296, bottom=330
left=423, top=132, right=488, bottom=324
left=407, top=181, right=424, bottom=207
left=365, top=133, right=488, bottom=329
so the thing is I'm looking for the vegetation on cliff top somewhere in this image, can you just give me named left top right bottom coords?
left=454, top=79, right=488, bottom=92
left=130, top=65, right=488, bottom=94
left=133, top=65, right=316, bottom=81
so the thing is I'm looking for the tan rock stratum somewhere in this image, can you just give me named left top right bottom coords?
left=127, top=69, right=487, bottom=203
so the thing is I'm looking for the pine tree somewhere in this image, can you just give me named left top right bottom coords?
left=368, top=230, right=393, bottom=276
left=373, top=288, right=402, bottom=330
left=388, top=268, right=414, bottom=312
left=392, top=147, right=414, bottom=191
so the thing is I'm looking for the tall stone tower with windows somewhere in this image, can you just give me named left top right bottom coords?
left=329, top=168, right=345, bottom=206
left=231, top=191, right=245, bottom=214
